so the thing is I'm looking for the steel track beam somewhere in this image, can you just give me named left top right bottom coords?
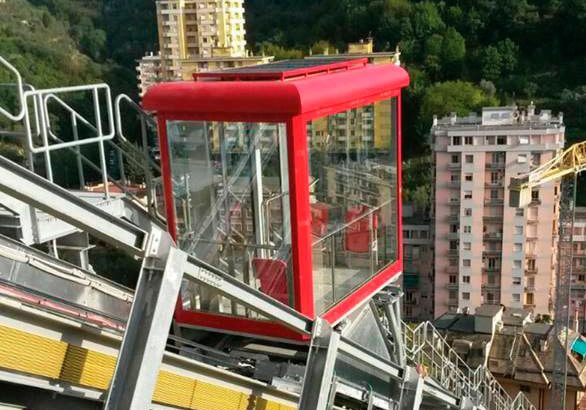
left=104, top=231, right=186, bottom=410
left=0, top=156, right=147, bottom=255
left=298, top=318, right=340, bottom=410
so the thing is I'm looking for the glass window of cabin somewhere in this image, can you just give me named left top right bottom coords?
left=306, top=97, right=398, bottom=314
left=166, top=121, right=293, bottom=317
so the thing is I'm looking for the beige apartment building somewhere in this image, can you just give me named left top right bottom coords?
left=431, top=105, right=565, bottom=317
left=137, top=0, right=272, bottom=94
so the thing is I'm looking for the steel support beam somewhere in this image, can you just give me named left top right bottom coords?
left=184, top=255, right=313, bottom=334
left=459, top=397, right=477, bottom=410
left=298, top=318, right=340, bottom=410
left=104, top=230, right=186, bottom=410
left=0, top=156, right=147, bottom=255
left=399, top=366, right=424, bottom=410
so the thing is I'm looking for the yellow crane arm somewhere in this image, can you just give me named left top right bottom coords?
left=509, top=140, right=586, bottom=207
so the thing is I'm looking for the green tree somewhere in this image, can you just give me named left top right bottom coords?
left=420, top=81, right=499, bottom=125
left=480, top=46, right=502, bottom=82
left=441, top=27, right=466, bottom=66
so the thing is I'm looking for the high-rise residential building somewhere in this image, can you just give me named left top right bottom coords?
left=571, top=207, right=586, bottom=334
left=402, top=203, right=434, bottom=322
left=137, top=0, right=272, bottom=93
left=431, top=105, right=565, bottom=317
left=137, top=52, right=162, bottom=97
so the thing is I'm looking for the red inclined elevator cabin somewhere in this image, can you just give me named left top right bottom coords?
left=142, top=58, right=410, bottom=341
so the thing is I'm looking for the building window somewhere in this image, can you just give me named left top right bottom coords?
left=514, top=243, right=523, bottom=252
left=491, top=172, right=502, bottom=184
left=531, top=189, right=540, bottom=201
left=452, top=136, right=461, bottom=146
left=463, top=242, right=471, bottom=251
left=497, top=136, right=507, bottom=145
left=463, top=276, right=471, bottom=284
left=487, top=258, right=499, bottom=269
left=464, top=136, right=473, bottom=145
left=450, top=240, right=459, bottom=250
left=464, top=226, right=471, bottom=234
left=464, top=208, right=472, bottom=217
left=516, top=208, right=524, bottom=216
left=520, top=385, right=531, bottom=393
left=513, top=260, right=522, bottom=269
left=513, top=277, right=522, bottom=285
left=463, top=259, right=471, bottom=267
left=517, top=154, right=527, bottom=163
left=490, top=190, right=499, bottom=199
left=450, top=224, right=459, bottom=233
left=465, top=155, right=474, bottom=164
left=512, top=293, right=521, bottom=302
left=465, top=174, right=473, bottom=182
left=464, top=191, right=473, bottom=199
left=449, top=275, right=457, bottom=284
left=462, top=292, right=470, bottom=300
left=449, top=290, right=457, bottom=300
left=526, top=293, right=534, bottom=305
left=451, top=154, right=460, bottom=164
left=451, top=173, right=460, bottom=182
left=449, top=258, right=458, bottom=266
left=515, top=226, right=523, bottom=235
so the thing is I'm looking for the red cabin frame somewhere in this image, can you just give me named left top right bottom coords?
left=143, top=59, right=409, bottom=341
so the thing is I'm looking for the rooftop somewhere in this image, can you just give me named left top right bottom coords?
left=192, top=58, right=368, bottom=81
left=433, top=306, right=586, bottom=390
left=433, top=104, right=564, bottom=130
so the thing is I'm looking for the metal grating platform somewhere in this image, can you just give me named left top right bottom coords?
left=193, top=58, right=368, bottom=81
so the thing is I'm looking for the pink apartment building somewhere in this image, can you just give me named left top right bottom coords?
left=572, top=207, right=586, bottom=334
left=431, top=105, right=565, bottom=317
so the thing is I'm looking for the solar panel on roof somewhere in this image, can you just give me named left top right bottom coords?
left=193, top=58, right=368, bottom=81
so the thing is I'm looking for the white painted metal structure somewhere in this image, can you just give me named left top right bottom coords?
left=0, top=55, right=536, bottom=410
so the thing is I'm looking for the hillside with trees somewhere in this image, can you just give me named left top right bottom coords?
left=1, top=0, right=585, bottom=177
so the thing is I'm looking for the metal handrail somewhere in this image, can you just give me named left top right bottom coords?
left=0, top=56, right=26, bottom=121
left=29, top=92, right=162, bottom=215
left=401, top=321, right=536, bottom=410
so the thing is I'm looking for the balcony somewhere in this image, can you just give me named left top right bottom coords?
left=483, top=232, right=503, bottom=241
left=483, top=214, right=504, bottom=222
left=448, top=232, right=460, bottom=240
left=448, top=249, right=459, bottom=256
left=485, top=181, right=504, bottom=188
left=483, top=266, right=501, bottom=273
left=448, top=198, right=461, bottom=206
left=483, top=249, right=503, bottom=256
left=448, top=163, right=461, bottom=170
left=484, top=198, right=504, bottom=206
left=482, top=283, right=500, bottom=291
left=527, top=218, right=538, bottom=225
left=447, top=215, right=460, bottom=223
left=485, top=162, right=506, bottom=170
left=525, top=268, right=538, bottom=275
left=446, top=283, right=459, bottom=290
left=447, top=180, right=461, bottom=188
left=525, top=285, right=536, bottom=292
left=524, top=304, right=536, bottom=310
